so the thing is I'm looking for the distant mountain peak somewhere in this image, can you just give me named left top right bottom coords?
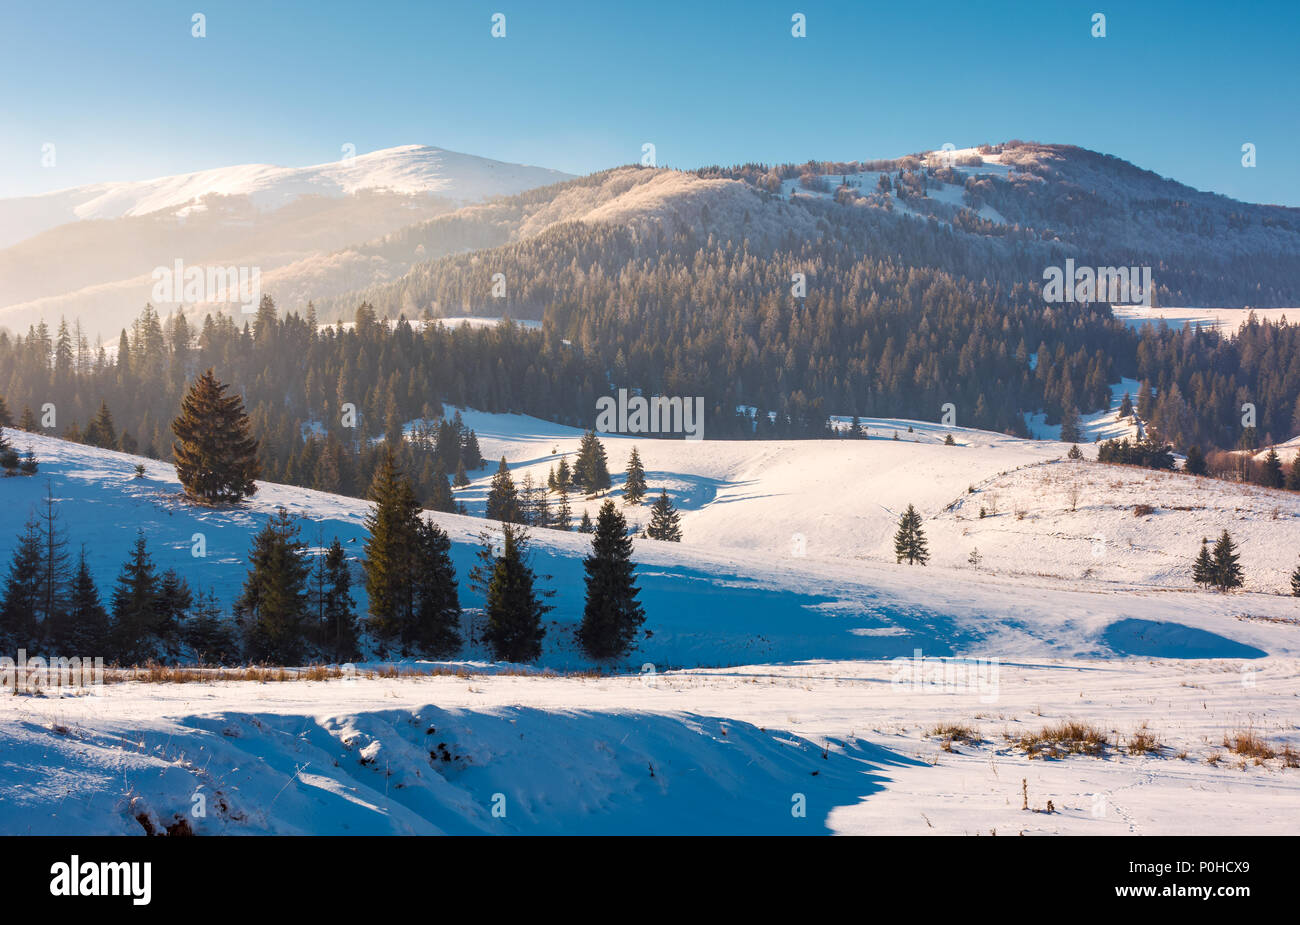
left=0, top=145, right=573, bottom=248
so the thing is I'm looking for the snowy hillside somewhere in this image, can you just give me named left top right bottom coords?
left=4, top=422, right=1298, bottom=668
left=0, top=146, right=572, bottom=247
left=3, top=424, right=1299, bottom=835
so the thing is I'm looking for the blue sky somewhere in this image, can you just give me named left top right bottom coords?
left=1, top=0, right=1297, bottom=204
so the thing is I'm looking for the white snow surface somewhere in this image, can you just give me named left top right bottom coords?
left=2, top=416, right=1299, bottom=835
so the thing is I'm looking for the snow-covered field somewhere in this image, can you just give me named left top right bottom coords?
left=1112, top=304, right=1299, bottom=332
left=1, top=414, right=1298, bottom=835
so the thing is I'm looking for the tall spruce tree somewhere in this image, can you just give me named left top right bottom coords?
left=1192, top=537, right=1214, bottom=587
left=1260, top=447, right=1284, bottom=488
left=316, top=538, right=358, bottom=662
left=51, top=547, right=111, bottom=652
left=554, top=483, right=572, bottom=531
left=623, top=447, right=647, bottom=505
left=485, top=456, right=521, bottom=523
left=236, top=507, right=310, bottom=663
left=171, top=368, right=260, bottom=504
left=1211, top=529, right=1244, bottom=591
left=36, top=483, right=70, bottom=632
left=573, top=431, right=611, bottom=494
left=1184, top=444, right=1207, bottom=476
left=646, top=489, right=682, bottom=541
left=363, top=449, right=422, bottom=644
left=156, top=568, right=193, bottom=656
left=894, top=504, right=929, bottom=565
left=0, top=517, right=43, bottom=651
left=577, top=500, right=646, bottom=659
left=1059, top=406, right=1082, bottom=444
left=476, top=525, right=549, bottom=662
left=83, top=400, right=117, bottom=450
left=411, top=519, right=461, bottom=656
left=428, top=459, right=455, bottom=513
left=1291, top=559, right=1300, bottom=597
left=110, top=531, right=162, bottom=663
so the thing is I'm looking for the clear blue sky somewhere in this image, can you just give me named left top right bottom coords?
left=1, top=0, right=1297, bottom=204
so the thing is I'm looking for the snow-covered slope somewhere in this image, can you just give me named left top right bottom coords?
left=0, top=146, right=572, bottom=247
left=4, top=421, right=1298, bottom=668
left=3, top=424, right=1299, bottom=835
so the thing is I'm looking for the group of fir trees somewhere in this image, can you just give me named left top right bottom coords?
left=1191, top=531, right=1245, bottom=591
left=0, top=486, right=242, bottom=662
left=363, top=450, right=462, bottom=657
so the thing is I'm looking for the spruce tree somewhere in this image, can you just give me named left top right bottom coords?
left=1067, top=444, right=1083, bottom=460
left=1287, top=459, right=1300, bottom=491
left=1184, top=444, right=1207, bottom=476
left=461, top=429, right=483, bottom=469
left=453, top=458, right=471, bottom=488
left=0, top=393, right=11, bottom=427
left=485, top=456, right=521, bottom=523
left=110, top=531, right=162, bottom=664
left=1261, top=447, right=1284, bottom=488
left=236, top=507, right=310, bottom=663
left=186, top=589, right=238, bottom=665
left=1211, top=529, right=1244, bottom=591
left=320, top=539, right=358, bottom=662
left=84, top=400, right=117, bottom=449
left=363, top=448, right=422, bottom=643
left=623, top=447, right=647, bottom=504
left=554, top=484, right=572, bottom=531
left=1192, top=537, right=1214, bottom=587
left=428, top=459, right=455, bottom=513
left=646, top=489, right=682, bottom=542
left=578, top=500, right=646, bottom=659
left=411, top=519, right=461, bottom=656
left=894, top=504, right=929, bottom=565
left=53, top=547, right=111, bottom=652
left=156, top=568, right=193, bottom=655
left=0, top=517, right=43, bottom=651
left=36, top=483, right=70, bottom=631
left=554, top=456, right=572, bottom=491
left=578, top=509, right=594, bottom=534
left=1291, top=559, right=1300, bottom=597
left=171, top=368, right=260, bottom=504
left=1059, top=406, right=1082, bottom=444
left=573, top=431, right=611, bottom=494
left=0, top=431, right=17, bottom=475
left=479, top=525, right=550, bottom=662
left=19, top=406, right=37, bottom=432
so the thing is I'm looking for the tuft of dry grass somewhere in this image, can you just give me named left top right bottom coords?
left=1014, top=720, right=1109, bottom=759
left=1126, top=725, right=1163, bottom=755
left=927, top=722, right=982, bottom=749
left=1222, top=729, right=1277, bottom=760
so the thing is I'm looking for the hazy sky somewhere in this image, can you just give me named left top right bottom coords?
left=1, top=0, right=1296, bottom=204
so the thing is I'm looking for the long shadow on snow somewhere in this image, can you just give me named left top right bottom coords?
left=173, top=707, right=922, bottom=835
